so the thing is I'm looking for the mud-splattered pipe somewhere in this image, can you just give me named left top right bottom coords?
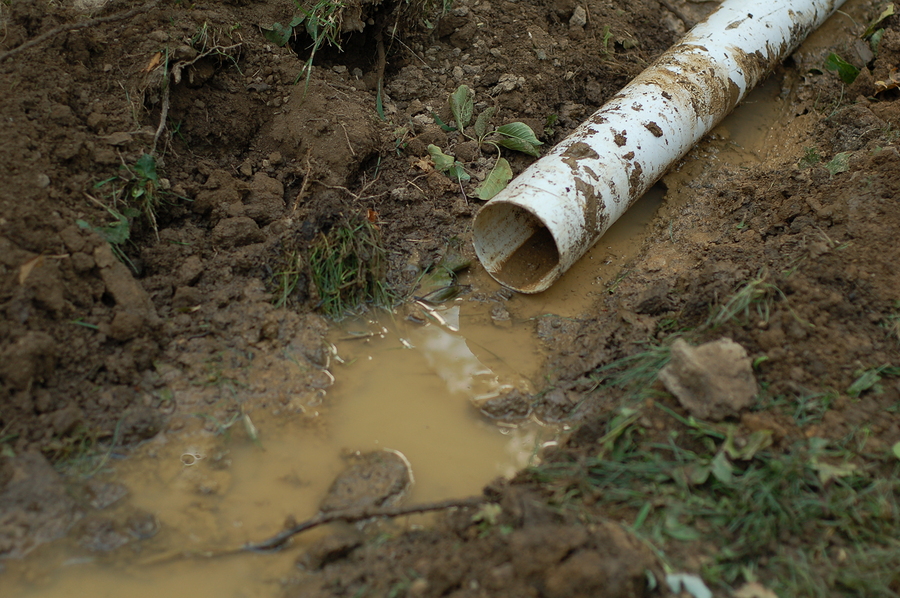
left=473, top=0, right=846, bottom=293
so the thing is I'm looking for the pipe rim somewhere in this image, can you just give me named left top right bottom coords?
left=473, top=201, right=562, bottom=294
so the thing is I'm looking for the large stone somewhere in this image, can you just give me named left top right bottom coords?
left=658, top=338, right=758, bottom=421
left=319, top=450, right=412, bottom=513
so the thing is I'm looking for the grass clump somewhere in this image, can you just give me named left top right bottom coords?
left=271, top=249, right=306, bottom=309
left=308, top=215, right=392, bottom=319
left=529, top=407, right=900, bottom=595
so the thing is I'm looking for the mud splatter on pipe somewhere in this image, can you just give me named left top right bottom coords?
left=473, top=0, right=846, bottom=293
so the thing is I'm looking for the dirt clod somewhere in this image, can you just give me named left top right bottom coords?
left=659, top=338, right=757, bottom=421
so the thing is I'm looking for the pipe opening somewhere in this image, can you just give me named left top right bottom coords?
left=473, top=202, right=561, bottom=292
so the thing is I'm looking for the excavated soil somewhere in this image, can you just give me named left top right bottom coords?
left=2, top=0, right=900, bottom=595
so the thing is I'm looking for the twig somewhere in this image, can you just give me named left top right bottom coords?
left=0, top=2, right=157, bottom=64
left=245, top=496, right=487, bottom=552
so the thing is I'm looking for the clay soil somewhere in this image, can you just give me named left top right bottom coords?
left=2, top=0, right=900, bottom=595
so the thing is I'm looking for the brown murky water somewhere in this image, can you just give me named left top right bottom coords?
left=2, top=64, right=786, bottom=598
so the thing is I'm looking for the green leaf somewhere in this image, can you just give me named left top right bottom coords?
left=262, top=22, right=294, bottom=46
left=135, top=153, right=158, bottom=183
left=376, top=81, right=385, bottom=121
left=685, top=462, right=711, bottom=485
left=428, top=144, right=469, bottom=182
left=824, top=151, right=852, bottom=176
left=892, top=441, right=900, bottom=461
left=811, top=459, right=858, bottom=484
left=724, top=429, right=773, bottom=461
left=870, top=28, right=886, bottom=54
left=824, top=53, right=860, bottom=84
left=448, top=163, right=470, bottom=182
left=78, top=212, right=131, bottom=246
left=494, top=122, right=543, bottom=156
left=449, top=85, right=474, bottom=130
left=710, top=451, right=734, bottom=485
left=432, top=112, right=456, bottom=132
left=474, top=157, right=513, bottom=200
left=474, top=106, right=497, bottom=140
left=427, top=144, right=456, bottom=172
left=847, top=367, right=883, bottom=397
left=663, top=509, right=701, bottom=541
left=863, top=4, right=895, bottom=39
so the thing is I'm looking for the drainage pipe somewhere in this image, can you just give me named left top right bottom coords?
left=473, top=0, right=846, bottom=293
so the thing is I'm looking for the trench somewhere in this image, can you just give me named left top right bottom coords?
left=2, top=72, right=787, bottom=598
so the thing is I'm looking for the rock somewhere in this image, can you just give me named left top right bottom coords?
left=211, top=217, right=264, bottom=248
left=569, top=5, right=587, bottom=28
left=658, top=338, right=758, bottom=421
left=319, top=450, right=413, bottom=512
left=474, top=388, right=532, bottom=421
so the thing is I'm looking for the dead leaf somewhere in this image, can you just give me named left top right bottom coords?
left=142, top=52, right=163, bottom=74
left=412, top=158, right=434, bottom=172
left=366, top=209, right=379, bottom=223
left=18, top=255, right=44, bottom=285
left=874, top=68, right=900, bottom=93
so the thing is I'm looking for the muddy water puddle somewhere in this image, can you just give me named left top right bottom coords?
left=2, top=52, right=794, bottom=598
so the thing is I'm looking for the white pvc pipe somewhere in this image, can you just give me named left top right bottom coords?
left=473, top=0, right=846, bottom=293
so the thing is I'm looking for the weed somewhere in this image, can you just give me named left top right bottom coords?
left=847, top=364, right=900, bottom=398
left=308, top=214, right=393, bottom=319
left=798, top=146, right=821, bottom=169
left=428, top=84, right=543, bottom=200
left=76, top=203, right=139, bottom=273
left=601, top=24, right=613, bottom=54
left=89, top=153, right=165, bottom=241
